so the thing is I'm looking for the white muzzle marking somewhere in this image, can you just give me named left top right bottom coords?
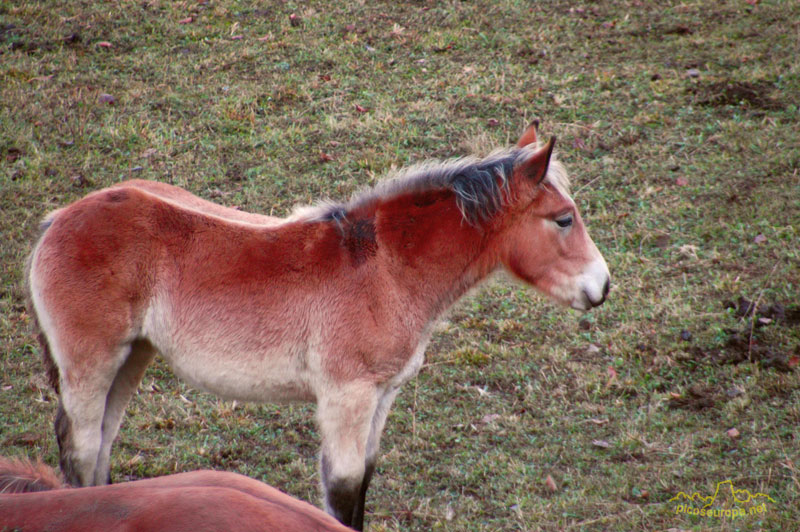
left=571, top=256, right=611, bottom=311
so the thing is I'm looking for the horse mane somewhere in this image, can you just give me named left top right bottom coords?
left=0, top=457, right=64, bottom=493
left=295, top=144, right=570, bottom=228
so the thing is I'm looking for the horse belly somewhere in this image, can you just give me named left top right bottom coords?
left=164, top=343, right=316, bottom=403
left=142, top=290, right=318, bottom=403
left=154, top=322, right=315, bottom=402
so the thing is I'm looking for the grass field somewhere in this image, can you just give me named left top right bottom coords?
left=1, top=1, right=799, bottom=530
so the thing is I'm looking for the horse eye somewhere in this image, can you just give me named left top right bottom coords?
left=555, top=215, right=573, bottom=228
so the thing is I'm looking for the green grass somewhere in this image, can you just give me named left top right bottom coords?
left=2, top=1, right=799, bottom=530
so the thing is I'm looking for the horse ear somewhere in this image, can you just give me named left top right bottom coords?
left=516, top=119, right=540, bottom=148
left=517, top=136, right=556, bottom=185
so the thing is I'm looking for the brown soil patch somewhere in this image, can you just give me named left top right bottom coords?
left=688, top=297, right=800, bottom=372
left=668, top=384, right=717, bottom=411
left=690, top=80, right=784, bottom=110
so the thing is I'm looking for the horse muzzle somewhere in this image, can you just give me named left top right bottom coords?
left=570, top=257, right=611, bottom=311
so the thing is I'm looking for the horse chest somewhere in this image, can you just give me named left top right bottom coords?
left=386, top=329, right=431, bottom=389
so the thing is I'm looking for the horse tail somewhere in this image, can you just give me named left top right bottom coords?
left=25, top=213, right=61, bottom=393
left=0, top=457, right=65, bottom=493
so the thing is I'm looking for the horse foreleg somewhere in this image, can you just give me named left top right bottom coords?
left=352, top=387, right=400, bottom=530
left=317, top=383, right=378, bottom=530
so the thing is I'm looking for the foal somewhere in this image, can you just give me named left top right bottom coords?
left=0, top=457, right=352, bottom=531
left=27, top=124, right=609, bottom=529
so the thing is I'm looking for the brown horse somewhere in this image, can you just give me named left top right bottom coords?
left=0, top=457, right=352, bottom=532
left=26, top=123, right=610, bottom=529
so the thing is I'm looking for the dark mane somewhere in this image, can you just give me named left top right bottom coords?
left=310, top=147, right=534, bottom=227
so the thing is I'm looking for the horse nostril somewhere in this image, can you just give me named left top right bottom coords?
left=602, top=279, right=610, bottom=299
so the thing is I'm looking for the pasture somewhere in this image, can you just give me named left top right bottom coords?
left=1, top=1, right=798, bottom=530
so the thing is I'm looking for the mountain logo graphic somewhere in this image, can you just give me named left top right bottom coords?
left=669, top=479, right=775, bottom=509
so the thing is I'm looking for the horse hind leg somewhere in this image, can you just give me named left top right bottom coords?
left=94, top=339, right=156, bottom=485
left=53, top=341, right=134, bottom=487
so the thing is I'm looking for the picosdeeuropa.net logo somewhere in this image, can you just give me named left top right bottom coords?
left=670, top=479, right=774, bottom=520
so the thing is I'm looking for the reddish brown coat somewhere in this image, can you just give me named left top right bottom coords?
left=0, top=458, right=352, bottom=532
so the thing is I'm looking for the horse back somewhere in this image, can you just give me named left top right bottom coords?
left=115, top=179, right=284, bottom=226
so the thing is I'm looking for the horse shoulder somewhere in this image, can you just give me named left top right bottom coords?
left=317, top=253, right=430, bottom=384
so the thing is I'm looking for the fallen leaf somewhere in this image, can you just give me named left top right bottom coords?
left=586, top=344, right=602, bottom=355
left=178, top=17, right=193, bottom=24
left=592, top=439, right=611, bottom=448
left=5, top=147, right=22, bottom=163
left=97, top=93, right=115, bottom=104
left=481, top=413, right=501, bottom=424
left=319, top=151, right=334, bottom=162
left=544, top=474, right=558, bottom=492
left=70, top=175, right=91, bottom=187
left=607, top=366, right=618, bottom=379
left=231, top=35, right=243, bottom=40
left=96, top=41, right=112, bottom=48
left=589, top=418, right=608, bottom=425
left=257, top=35, right=271, bottom=41
left=788, top=355, right=799, bottom=368
left=487, top=118, right=499, bottom=127
left=319, top=74, right=332, bottom=82
left=725, top=386, right=745, bottom=398
left=289, top=13, right=301, bottom=27
left=727, top=428, right=740, bottom=438
left=355, top=104, right=369, bottom=113
left=4, top=432, right=40, bottom=446
left=753, top=234, right=767, bottom=244
left=678, top=244, right=698, bottom=259
left=686, top=68, right=700, bottom=78
left=676, top=176, right=689, bottom=186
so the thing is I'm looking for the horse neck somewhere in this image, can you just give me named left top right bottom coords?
left=374, top=191, right=504, bottom=318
